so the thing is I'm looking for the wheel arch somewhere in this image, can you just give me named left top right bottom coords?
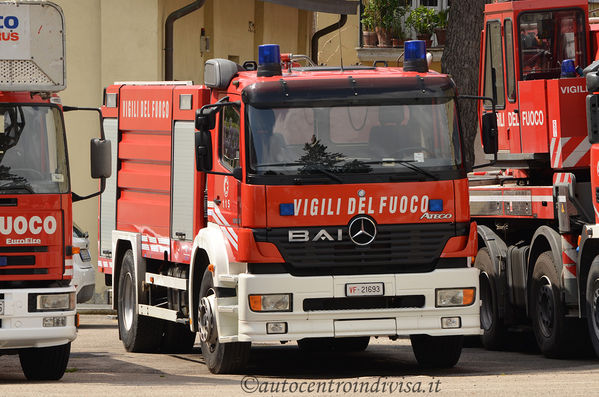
left=528, top=226, right=563, bottom=287
left=189, top=247, right=210, bottom=332
left=112, top=239, right=132, bottom=311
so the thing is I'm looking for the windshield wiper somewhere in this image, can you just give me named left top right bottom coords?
left=300, top=164, right=343, bottom=183
left=0, top=181, right=34, bottom=193
left=254, top=161, right=344, bottom=183
left=360, top=160, right=438, bottom=180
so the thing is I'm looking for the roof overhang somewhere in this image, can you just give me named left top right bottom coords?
left=258, top=0, right=359, bottom=14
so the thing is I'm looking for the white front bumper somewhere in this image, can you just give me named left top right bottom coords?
left=0, top=287, right=77, bottom=350
left=237, top=268, right=482, bottom=342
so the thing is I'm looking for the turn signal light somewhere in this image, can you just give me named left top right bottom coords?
left=435, top=288, right=476, bottom=307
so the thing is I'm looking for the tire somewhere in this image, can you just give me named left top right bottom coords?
left=586, top=257, right=599, bottom=358
left=198, top=268, right=250, bottom=374
left=118, top=249, right=163, bottom=352
left=410, top=335, right=463, bottom=369
left=19, top=342, right=71, bottom=380
left=474, top=247, right=506, bottom=350
left=161, top=322, right=197, bottom=353
left=531, top=251, right=569, bottom=358
left=298, top=337, right=370, bottom=353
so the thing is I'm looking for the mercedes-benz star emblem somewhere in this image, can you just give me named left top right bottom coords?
left=348, top=216, right=377, bottom=246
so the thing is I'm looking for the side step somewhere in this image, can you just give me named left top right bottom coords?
left=145, top=272, right=187, bottom=290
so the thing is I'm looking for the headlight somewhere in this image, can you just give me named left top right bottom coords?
left=32, top=292, right=76, bottom=312
left=435, top=288, right=475, bottom=307
left=79, top=248, right=91, bottom=262
left=249, top=294, right=292, bottom=312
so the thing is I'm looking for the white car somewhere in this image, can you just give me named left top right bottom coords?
left=71, top=223, right=95, bottom=303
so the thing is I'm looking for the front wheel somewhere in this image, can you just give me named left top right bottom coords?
left=198, top=268, right=250, bottom=374
left=410, top=335, right=463, bottom=368
left=19, top=342, right=71, bottom=380
left=475, top=248, right=506, bottom=350
left=586, top=257, right=599, bottom=358
left=117, top=249, right=163, bottom=352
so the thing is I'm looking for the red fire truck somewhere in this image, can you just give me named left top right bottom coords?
left=99, top=43, right=490, bottom=373
left=0, top=1, right=110, bottom=380
left=471, top=0, right=599, bottom=358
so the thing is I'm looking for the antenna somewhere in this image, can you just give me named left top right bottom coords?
left=339, top=16, right=344, bottom=72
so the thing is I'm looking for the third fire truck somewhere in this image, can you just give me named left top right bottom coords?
left=471, top=0, right=599, bottom=358
left=98, top=43, right=489, bottom=373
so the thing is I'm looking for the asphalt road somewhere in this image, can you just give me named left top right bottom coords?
left=1, top=315, right=598, bottom=396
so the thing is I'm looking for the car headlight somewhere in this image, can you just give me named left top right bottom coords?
left=435, top=288, right=475, bottom=307
left=249, top=294, right=292, bottom=312
left=79, top=248, right=91, bottom=262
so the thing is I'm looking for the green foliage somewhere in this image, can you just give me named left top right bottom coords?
left=434, top=8, right=449, bottom=29
left=406, top=6, right=438, bottom=36
left=391, top=4, right=410, bottom=40
left=361, top=0, right=376, bottom=31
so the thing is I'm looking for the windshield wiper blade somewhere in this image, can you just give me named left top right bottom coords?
left=0, top=182, right=34, bottom=193
left=360, top=160, right=438, bottom=180
left=299, top=164, right=343, bottom=183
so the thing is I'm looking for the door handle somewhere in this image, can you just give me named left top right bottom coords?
left=213, top=197, right=222, bottom=206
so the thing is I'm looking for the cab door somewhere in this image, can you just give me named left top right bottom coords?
left=207, top=97, right=242, bottom=255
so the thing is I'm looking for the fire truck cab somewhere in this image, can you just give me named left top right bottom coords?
left=100, top=43, right=484, bottom=373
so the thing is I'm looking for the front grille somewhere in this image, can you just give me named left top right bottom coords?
left=0, top=268, right=47, bottom=275
left=255, top=223, right=459, bottom=276
left=0, top=246, right=48, bottom=253
left=303, top=295, right=425, bottom=311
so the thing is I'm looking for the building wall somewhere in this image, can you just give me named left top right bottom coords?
left=52, top=0, right=311, bottom=302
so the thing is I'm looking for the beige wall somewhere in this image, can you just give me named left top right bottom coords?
left=315, top=13, right=360, bottom=66
left=51, top=0, right=311, bottom=302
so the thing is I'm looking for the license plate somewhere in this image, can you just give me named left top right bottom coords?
left=0, top=301, right=4, bottom=315
left=345, top=282, right=384, bottom=297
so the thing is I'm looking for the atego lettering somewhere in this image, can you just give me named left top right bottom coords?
left=0, top=216, right=57, bottom=235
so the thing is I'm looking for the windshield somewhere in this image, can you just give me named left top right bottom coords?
left=518, top=9, right=586, bottom=81
left=0, top=105, right=69, bottom=194
left=247, top=100, right=462, bottom=180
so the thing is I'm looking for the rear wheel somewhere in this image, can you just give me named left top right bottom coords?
left=199, top=268, right=250, bottom=373
left=474, top=248, right=506, bottom=350
left=410, top=335, right=463, bottom=368
left=19, top=342, right=71, bottom=380
left=531, top=251, right=568, bottom=358
left=586, top=257, right=599, bottom=358
left=118, top=249, right=163, bottom=352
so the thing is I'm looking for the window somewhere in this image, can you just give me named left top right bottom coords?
left=518, top=9, right=587, bottom=81
left=421, top=0, right=438, bottom=6
left=220, top=106, right=240, bottom=170
left=483, top=20, right=505, bottom=109
left=505, top=19, right=516, bottom=102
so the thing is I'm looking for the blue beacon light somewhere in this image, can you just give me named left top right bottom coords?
left=403, top=40, right=428, bottom=73
left=561, top=59, right=576, bottom=78
left=257, top=44, right=282, bottom=77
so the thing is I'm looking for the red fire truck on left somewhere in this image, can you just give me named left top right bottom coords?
left=0, top=1, right=110, bottom=380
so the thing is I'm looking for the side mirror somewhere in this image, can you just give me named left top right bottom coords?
left=587, top=94, right=599, bottom=144
left=90, top=138, right=112, bottom=179
left=481, top=112, right=498, bottom=155
left=195, top=130, right=212, bottom=172
left=195, top=109, right=217, bottom=131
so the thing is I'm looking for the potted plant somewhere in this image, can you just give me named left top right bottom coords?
left=391, top=4, right=409, bottom=47
left=406, top=5, right=437, bottom=47
left=361, top=0, right=377, bottom=48
left=434, top=8, right=449, bottom=46
left=372, top=0, right=398, bottom=48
